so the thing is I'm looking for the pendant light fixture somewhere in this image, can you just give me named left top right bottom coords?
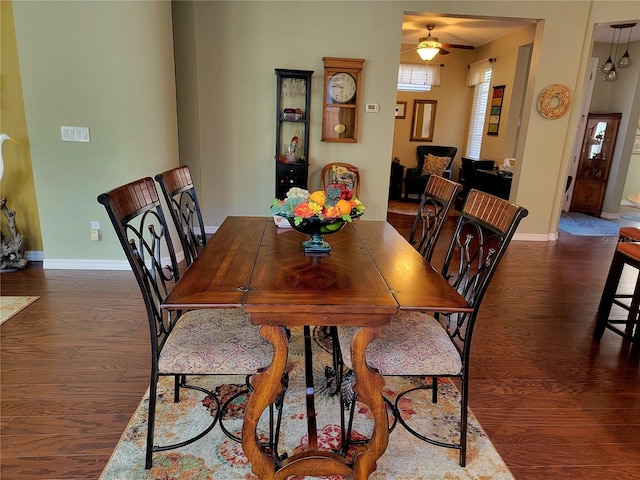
left=617, top=23, right=635, bottom=69
left=600, top=23, right=636, bottom=82
left=600, top=28, right=615, bottom=76
left=604, top=27, right=621, bottom=82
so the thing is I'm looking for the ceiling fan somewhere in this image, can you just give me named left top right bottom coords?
left=403, top=24, right=474, bottom=61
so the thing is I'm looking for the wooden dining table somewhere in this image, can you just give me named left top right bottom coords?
left=163, top=216, right=471, bottom=479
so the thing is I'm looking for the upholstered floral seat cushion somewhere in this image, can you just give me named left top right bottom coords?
left=338, top=310, right=462, bottom=376
left=159, top=308, right=273, bottom=375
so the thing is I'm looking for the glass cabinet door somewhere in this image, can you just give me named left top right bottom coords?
left=570, top=112, right=621, bottom=216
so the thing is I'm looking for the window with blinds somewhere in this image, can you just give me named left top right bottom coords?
left=397, top=63, right=440, bottom=92
left=465, top=68, right=492, bottom=159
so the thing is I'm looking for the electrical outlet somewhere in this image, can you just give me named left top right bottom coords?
left=91, top=228, right=101, bottom=241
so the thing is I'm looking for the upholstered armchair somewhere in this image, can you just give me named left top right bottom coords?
left=403, top=145, right=457, bottom=201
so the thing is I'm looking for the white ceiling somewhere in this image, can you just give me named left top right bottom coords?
left=401, top=13, right=640, bottom=50
left=401, top=14, right=535, bottom=48
left=595, top=21, right=640, bottom=44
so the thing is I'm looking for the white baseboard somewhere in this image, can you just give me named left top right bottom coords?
left=513, top=232, right=557, bottom=241
left=43, top=258, right=131, bottom=270
left=42, top=250, right=186, bottom=271
left=26, top=251, right=45, bottom=261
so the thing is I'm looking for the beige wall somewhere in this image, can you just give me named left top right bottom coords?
left=12, top=1, right=179, bottom=265
left=475, top=24, right=537, bottom=163
left=623, top=122, right=640, bottom=200
left=8, top=1, right=640, bottom=266
left=0, top=2, right=43, bottom=254
left=174, top=1, right=403, bottom=228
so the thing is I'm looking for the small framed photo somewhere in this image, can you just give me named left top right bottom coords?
left=633, top=134, right=640, bottom=154
left=395, top=101, right=407, bottom=119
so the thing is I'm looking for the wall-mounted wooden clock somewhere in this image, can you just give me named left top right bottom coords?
left=322, top=57, right=364, bottom=143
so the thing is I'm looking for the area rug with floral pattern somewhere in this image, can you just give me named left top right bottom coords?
left=100, top=327, right=514, bottom=480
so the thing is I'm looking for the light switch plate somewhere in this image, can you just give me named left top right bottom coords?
left=61, top=126, right=90, bottom=143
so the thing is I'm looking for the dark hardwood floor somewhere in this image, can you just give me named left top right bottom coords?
left=1, top=212, right=639, bottom=479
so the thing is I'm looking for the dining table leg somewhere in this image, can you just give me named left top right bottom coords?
left=350, top=326, right=388, bottom=480
left=242, top=324, right=289, bottom=480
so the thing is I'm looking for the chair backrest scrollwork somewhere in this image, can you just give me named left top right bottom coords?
left=408, top=175, right=461, bottom=262
left=155, top=166, right=207, bottom=268
left=98, top=177, right=180, bottom=364
left=439, top=189, right=528, bottom=358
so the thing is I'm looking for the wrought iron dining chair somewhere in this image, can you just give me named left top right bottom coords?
left=98, top=177, right=280, bottom=469
left=338, top=189, right=528, bottom=466
left=155, top=166, right=207, bottom=268
left=408, top=175, right=462, bottom=262
left=324, top=175, right=460, bottom=398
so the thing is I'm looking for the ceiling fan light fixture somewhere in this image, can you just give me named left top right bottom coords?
left=417, top=45, right=440, bottom=61
left=416, top=37, right=441, bottom=61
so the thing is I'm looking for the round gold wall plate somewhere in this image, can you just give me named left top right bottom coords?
left=538, top=84, right=571, bottom=120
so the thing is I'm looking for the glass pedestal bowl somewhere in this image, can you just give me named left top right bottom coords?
left=285, top=212, right=363, bottom=254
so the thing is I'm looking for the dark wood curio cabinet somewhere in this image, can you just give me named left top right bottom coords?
left=570, top=112, right=621, bottom=217
left=275, top=68, right=313, bottom=199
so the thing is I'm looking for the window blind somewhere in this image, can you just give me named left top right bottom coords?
left=397, top=63, right=440, bottom=91
left=465, top=68, right=492, bottom=159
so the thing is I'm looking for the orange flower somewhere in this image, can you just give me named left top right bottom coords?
left=293, top=202, right=321, bottom=218
left=322, top=206, right=342, bottom=218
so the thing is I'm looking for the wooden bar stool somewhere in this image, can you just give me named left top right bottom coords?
left=619, top=226, right=640, bottom=242
left=594, top=241, right=640, bottom=342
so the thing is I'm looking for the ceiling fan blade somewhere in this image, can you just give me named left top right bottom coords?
left=439, top=48, right=450, bottom=55
left=440, top=43, right=475, bottom=50
left=400, top=46, right=416, bottom=54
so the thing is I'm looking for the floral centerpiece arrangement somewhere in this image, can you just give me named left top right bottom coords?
left=271, top=184, right=365, bottom=224
left=270, top=184, right=365, bottom=253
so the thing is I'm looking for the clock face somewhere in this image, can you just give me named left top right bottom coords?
left=328, top=72, right=356, bottom=103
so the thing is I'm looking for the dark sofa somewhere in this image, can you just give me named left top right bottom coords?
left=403, top=145, right=458, bottom=200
